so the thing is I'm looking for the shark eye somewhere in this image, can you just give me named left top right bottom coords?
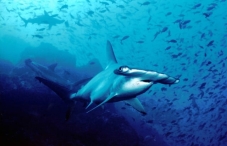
left=119, top=66, right=129, bottom=72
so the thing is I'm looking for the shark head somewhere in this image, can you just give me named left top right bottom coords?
left=114, top=65, right=158, bottom=83
left=114, top=66, right=179, bottom=85
left=110, top=66, right=155, bottom=99
left=71, top=41, right=179, bottom=114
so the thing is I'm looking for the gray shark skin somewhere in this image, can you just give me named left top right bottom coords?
left=19, top=11, right=64, bottom=29
left=70, top=40, right=179, bottom=114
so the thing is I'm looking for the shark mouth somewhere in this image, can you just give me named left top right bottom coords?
left=141, top=80, right=152, bottom=83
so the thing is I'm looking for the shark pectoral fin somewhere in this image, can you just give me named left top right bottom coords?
left=125, top=98, right=147, bottom=115
left=86, top=94, right=115, bottom=113
left=86, top=101, right=93, bottom=109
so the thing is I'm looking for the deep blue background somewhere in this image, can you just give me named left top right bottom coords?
left=0, top=0, right=227, bottom=146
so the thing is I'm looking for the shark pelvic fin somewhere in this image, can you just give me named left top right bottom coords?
left=106, top=40, right=117, bottom=69
left=125, top=98, right=147, bottom=115
left=86, top=93, right=115, bottom=113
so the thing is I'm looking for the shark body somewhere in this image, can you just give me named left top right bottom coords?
left=26, top=41, right=179, bottom=116
left=70, top=41, right=179, bottom=114
left=19, top=11, right=64, bottom=29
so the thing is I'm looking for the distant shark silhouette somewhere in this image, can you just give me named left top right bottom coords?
left=25, top=59, right=68, bottom=85
left=26, top=41, right=179, bottom=118
left=19, top=11, right=64, bottom=29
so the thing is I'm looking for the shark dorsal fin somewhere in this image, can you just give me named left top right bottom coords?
left=125, top=98, right=147, bottom=115
left=48, top=63, right=57, bottom=71
left=44, top=10, right=49, bottom=16
left=106, top=40, right=117, bottom=68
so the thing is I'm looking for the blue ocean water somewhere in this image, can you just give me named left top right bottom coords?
left=0, top=0, right=227, bottom=146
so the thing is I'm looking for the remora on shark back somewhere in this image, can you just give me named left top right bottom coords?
left=70, top=40, right=179, bottom=114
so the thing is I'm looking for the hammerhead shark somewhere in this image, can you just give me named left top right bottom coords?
left=70, top=41, right=179, bottom=114
left=19, top=10, right=64, bottom=29
left=28, top=41, right=179, bottom=117
left=25, top=59, right=69, bottom=85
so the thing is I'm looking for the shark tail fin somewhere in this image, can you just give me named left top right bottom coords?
left=105, top=41, right=117, bottom=69
left=35, top=76, right=71, bottom=101
left=36, top=77, right=92, bottom=120
left=36, top=76, right=92, bottom=101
